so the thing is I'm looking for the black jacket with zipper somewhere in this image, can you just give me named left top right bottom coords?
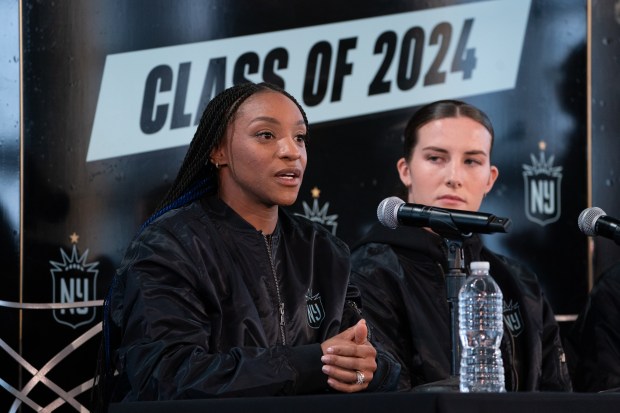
left=108, top=195, right=399, bottom=401
left=350, top=223, right=572, bottom=392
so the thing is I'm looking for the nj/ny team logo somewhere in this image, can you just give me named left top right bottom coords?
left=50, top=233, right=100, bottom=329
left=522, top=142, right=563, bottom=226
left=305, top=289, right=325, bottom=329
left=503, top=299, right=524, bottom=337
left=296, top=186, right=339, bottom=235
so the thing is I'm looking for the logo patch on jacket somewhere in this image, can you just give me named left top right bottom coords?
left=503, top=299, right=524, bottom=337
left=305, top=289, right=325, bottom=329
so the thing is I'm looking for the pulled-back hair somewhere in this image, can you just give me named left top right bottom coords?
left=141, top=81, right=309, bottom=230
left=402, top=99, right=494, bottom=161
left=394, top=99, right=494, bottom=201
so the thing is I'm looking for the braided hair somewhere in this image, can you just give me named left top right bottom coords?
left=96, top=83, right=309, bottom=409
left=141, top=81, right=309, bottom=231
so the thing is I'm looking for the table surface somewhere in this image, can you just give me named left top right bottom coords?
left=109, top=391, right=620, bottom=413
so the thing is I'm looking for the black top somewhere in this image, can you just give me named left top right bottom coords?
left=108, top=196, right=399, bottom=401
left=350, top=223, right=572, bottom=392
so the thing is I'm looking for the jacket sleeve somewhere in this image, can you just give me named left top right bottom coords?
left=342, top=282, right=401, bottom=392
left=539, top=292, right=573, bottom=391
left=110, top=225, right=328, bottom=400
left=350, top=245, right=412, bottom=391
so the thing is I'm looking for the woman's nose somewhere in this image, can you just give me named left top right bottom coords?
left=278, top=137, right=302, bottom=159
left=446, top=163, right=463, bottom=188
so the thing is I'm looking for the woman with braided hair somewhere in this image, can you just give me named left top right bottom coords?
left=103, top=82, right=399, bottom=403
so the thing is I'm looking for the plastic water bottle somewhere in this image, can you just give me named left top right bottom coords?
left=458, top=261, right=506, bottom=392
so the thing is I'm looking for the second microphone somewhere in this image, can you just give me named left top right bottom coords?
left=377, top=196, right=512, bottom=235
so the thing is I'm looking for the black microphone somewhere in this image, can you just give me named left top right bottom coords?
left=578, top=207, right=620, bottom=245
left=377, top=196, right=511, bottom=235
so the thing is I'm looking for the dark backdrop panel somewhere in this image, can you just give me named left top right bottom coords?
left=4, top=0, right=589, bottom=411
left=591, top=0, right=620, bottom=280
left=295, top=0, right=588, bottom=316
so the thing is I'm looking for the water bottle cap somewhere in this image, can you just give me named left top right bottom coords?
left=470, top=261, right=490, bottom=270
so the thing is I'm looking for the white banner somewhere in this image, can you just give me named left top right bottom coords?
left=87, top=0, right=531, bottom=162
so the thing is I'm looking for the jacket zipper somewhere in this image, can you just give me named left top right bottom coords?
left=264, top=234, right=286, bottom=345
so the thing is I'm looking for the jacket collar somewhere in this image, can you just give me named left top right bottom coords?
left=354, top=222, right=484, bottom=265
left=201, top=195, right=282, bottom=240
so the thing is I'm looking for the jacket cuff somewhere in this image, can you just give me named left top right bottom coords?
left=367, top=350, right=402, bottom=392
left=288, top=343, right=328, bottom=394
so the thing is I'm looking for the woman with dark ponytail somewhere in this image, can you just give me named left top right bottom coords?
left=350, top=99, right=571, bottom=392
left=101, top=82, right=399, bottom=405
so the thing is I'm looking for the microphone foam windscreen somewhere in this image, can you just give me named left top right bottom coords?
left=377, top=196, right=404, bottom=229
left=578, top=207, right=606, bottom=236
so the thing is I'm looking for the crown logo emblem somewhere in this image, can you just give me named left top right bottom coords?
left=50, top=233, right=99, bottom=329
left=296, top=187, right=338, bottom=235
left=522, top=152, right=562, bottom=177
left=522, top=141, right=563, bottom=226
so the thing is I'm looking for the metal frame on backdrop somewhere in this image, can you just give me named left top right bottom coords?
left=0, top=300, right=103, bottom=412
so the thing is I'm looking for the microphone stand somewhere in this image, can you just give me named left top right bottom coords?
left=376, top=199, right=510, bottom=392
left=413, top=234, right=469, bottom=393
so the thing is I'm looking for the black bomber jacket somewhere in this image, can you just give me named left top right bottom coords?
left=108, top=196, right=399, bottom=401
left=350, top=223, right=572, bottom=392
